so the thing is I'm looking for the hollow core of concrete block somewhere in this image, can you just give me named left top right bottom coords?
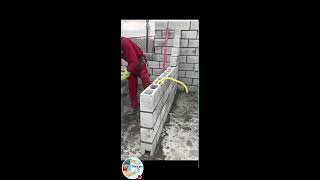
left=144, top=89, right=154, bottom=95
left=150, top=84, right=159, bottom=90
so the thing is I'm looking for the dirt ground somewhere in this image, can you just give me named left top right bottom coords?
left=121, top=85, right=199, bottom=160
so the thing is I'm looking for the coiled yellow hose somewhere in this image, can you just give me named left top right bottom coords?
left=156, top=77, right=188, bottom=93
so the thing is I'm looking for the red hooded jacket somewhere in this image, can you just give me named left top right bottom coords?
left=121, top=37, right=146, bottom=73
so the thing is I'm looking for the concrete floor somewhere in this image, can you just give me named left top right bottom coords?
left=121, top=85, right=199, bottom=160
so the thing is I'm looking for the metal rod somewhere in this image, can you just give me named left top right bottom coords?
left=146, top=20, right=149, bottom=53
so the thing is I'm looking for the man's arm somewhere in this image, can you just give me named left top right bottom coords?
left=122, top=42, right=139, bottom=73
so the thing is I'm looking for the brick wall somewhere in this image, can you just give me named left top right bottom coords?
left=130, top=38, right=154, bottom=53
left=122, top=20, right=199, bottom=92
left=138, top=20, right=198, bottom=156
left=152, top=20, right=199, bottom=92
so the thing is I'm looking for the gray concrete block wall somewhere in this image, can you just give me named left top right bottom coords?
left=153, top=20, right=199, bottom=93
left=181, top=31, right=197, bottom=39
left=123, top=20, right=199, bottom=93
left=173, top=20, right=198, bottom=93
left=140, top=67, right=178, bottom=156
left=139, top=21, right=199, bottom=156
left=129, top=38, right=154, bottom=53
left=148, top=21, right=180, bottom=79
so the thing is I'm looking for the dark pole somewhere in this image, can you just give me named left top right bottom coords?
left=146, top=20, right=149, bottom=53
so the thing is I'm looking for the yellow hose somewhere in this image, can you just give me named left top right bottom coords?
left=156, top=77, right=188, bottom=93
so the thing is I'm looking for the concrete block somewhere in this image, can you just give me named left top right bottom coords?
left=181, top=31, right=197, bottom=39
left=173, top=30, right=182, bottom=37
left=160, top=100, right=166, bottom=121
left=154, top=82, right=167, bottom=105
left=154, top=47, right=162, bottom=54
left=158, top=68, right=175, bottom=88
left=168, top=85, right=176, bottom=110
left=160, top=73, right=177, bottom=121
left=161, top=47, right=172, bottom=55
left=148, top=61, right=159, bottom=68
left=149, top=75, right=170, bottom=111
left=141, top=73, right=176, bottom=127
left=175, top=55, right=180, bottom=64
left=190, top=21, right=199, bottom=30
left=172, top=38, right=180, bottom=48
left=196, top=48, right=199, bottom=55
left=179, top=77, right=193, bottom=85
left=192, top=79, right=198, bottom=86
left=145, top=53, right=153, bottom=61
left=180, top=39, right=188, bottom=47
left=162, top=101, right=168, bottom=120
left=141, top=142, right=152, bottom=152
left=173, top=34, right=181, bottom=40
left=166, top=67, right=175, bottom=78
left=178, top=56, right=187, bottom=63
left=180, top=48, right=196, bottom=55
left=153, top=68, right=163, bottom=76
left=197, top=32, right=199, bottom=39
left=141, top=139, right=159, bottom=156
left=150, top=75, right=158, bottom=81
left=147, top=109, right=165, bottom=155
left=141, top=111, right=159, bottom=135
left=153, top=54, right=163, bottom=62
left=168, top=21, right=190, bottom=30
left=173, top=66, right=179, bottom=77
left=154, top=54, right=171, bottom=62
left=187, top=56, right=199, bottom=63
left=141, top=113, right=161, bottom=143
left=194, top=64, right=199, bottom=71
left=188, top=40, right=199, bottom=47
left=154, top=39, right=173, bottom=47
left=161, top=100, right=170, bottom=122
left=151, top=80, right=166, bottom=108
left=155, top=21, right=168, bottom=30
left=167, top=84, right=175, bottom=110
left=140, top=87, right=156, bottom=112
left=162, top=30, right=175, bottom=39
left=169, top=56, right=178, bottom=67
left=179, top=63, right=194, bottom=71
left=155, top=30, right=162, bottom=39
left=179, top=71, right=186, bottom=78
left=171, top=47, right=180, bottom=57
left=186, top=71, right=199, bottom=78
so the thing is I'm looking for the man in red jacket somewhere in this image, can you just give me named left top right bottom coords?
left=121, top=37, right=151, bottom=112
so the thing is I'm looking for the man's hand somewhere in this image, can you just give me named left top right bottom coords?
left=121, top=70, right=130, bottom=81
